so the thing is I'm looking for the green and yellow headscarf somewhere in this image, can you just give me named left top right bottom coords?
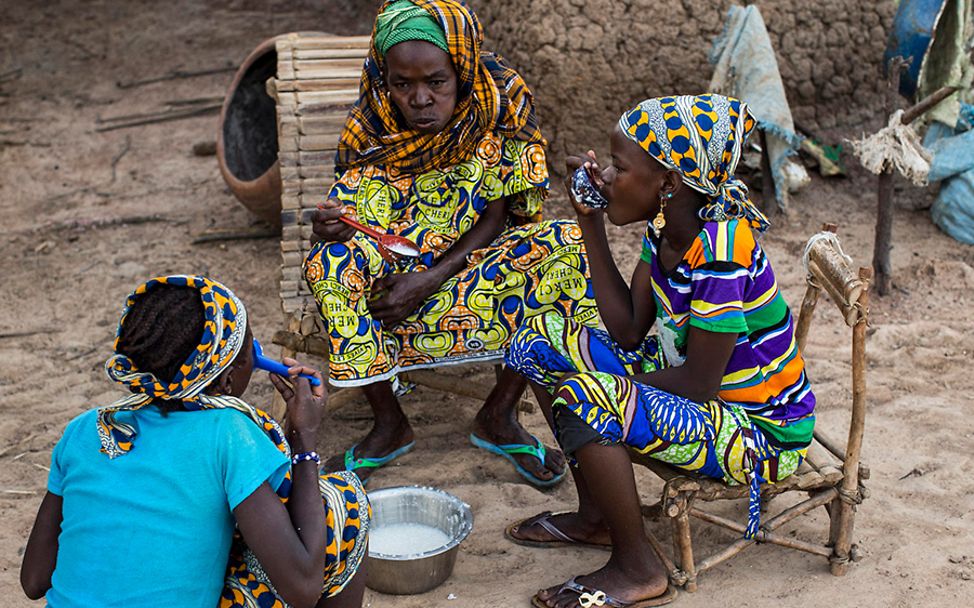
left=97, top=275, right=286, bottom=459
left=336, top=0, right=545, bottom=174
left=619, top=94, right=770, bottom=232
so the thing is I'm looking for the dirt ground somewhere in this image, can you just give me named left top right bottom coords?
left=1, top=2, right=973, bottom=607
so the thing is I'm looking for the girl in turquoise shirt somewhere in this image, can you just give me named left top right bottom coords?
left=21, top=276, right=369, bottom=608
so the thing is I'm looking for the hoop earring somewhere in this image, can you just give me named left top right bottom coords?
left=652, top=192, right=671, bottom=237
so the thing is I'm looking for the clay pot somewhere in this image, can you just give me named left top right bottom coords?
left=217, top=35, right=301, bottom=227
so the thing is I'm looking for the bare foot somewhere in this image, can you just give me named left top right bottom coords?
left=536, top=554, right=669, bottom=608
left=323, top=418, right=414, bottom=483
left=472, top=409, right=566, bottom=483
left=509, top=511, right=611, bottom=547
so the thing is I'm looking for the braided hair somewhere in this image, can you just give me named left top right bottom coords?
left=116, top=285, right=205, bottom=410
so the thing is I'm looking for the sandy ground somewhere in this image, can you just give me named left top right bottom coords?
left=2, top=2, right=973, bottom=607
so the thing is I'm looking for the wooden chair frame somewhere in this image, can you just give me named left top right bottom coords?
left=633, top=223, right=872, bottom=592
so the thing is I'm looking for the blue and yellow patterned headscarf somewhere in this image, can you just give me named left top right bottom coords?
left=97, top=275, right=285, bottom=459
left=619, top=94, right=770, bottom=233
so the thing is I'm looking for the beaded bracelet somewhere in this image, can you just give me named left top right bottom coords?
left=291, top=451, right=321, bottom=465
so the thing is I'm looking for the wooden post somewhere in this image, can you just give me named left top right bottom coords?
left=872, top=55, right=956, bottom=296
left=873, top=57, right=906, bottom=296
left=667, top=495, right=697, bottom=592
left=829, top=266, right=871, bottom=575
left=873, top=170, right=895, bottom=296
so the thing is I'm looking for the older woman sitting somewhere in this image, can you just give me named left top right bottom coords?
left=305, top=0, right=595, bottom=486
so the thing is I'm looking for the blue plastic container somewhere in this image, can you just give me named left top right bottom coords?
left=884, top=0, right=950, bottom=99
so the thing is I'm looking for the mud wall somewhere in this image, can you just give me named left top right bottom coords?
left=472, top=0, right=894, bottom=171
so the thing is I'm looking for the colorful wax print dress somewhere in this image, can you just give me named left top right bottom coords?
left=304, top=134, right=596, bottom=387
left=222, top=459, right=370, bottom=606
left=505, top=219, right=815, bottom=537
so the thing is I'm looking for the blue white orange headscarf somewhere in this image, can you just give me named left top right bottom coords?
left=619, top=94, right=770, bottom=233
left=97, top=275, right=286, bottom=459
left=335, top=0, right=545, bottom=174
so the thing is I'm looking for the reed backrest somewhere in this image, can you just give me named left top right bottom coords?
left=272, top=33, right=371, bottom=318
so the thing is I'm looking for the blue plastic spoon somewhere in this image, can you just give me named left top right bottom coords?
left=252, top=338, right=322, bottom=386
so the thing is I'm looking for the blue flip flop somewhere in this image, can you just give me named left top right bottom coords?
left=343, top=441, right=415, bottom=485
left=469, top=433, right=566, bottom=488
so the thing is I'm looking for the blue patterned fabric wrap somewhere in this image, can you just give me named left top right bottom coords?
left=505, top=311, right=806, bottom=538
left=221, top=470, right=371, bottom=605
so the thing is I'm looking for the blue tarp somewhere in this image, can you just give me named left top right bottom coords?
left=927, top=112, right=974, bottom=244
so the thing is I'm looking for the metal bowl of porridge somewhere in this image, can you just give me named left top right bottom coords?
left=364, top=485, right=474, bottom=595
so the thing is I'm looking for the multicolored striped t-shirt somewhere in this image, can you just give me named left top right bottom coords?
left=640, top=219, right=815, bottom=449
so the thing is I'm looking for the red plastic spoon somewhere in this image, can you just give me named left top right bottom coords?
left=337, top=214, right=421, bottom=258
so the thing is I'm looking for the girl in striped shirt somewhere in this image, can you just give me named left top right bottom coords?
left=504, top=94, right=814, bottom=608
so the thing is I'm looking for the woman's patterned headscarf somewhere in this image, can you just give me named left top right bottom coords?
left=335, top=0, right=545, bottom=174
left=97, top=275, right=285, bottom=459
left=619, top=94, right=770, bottom=232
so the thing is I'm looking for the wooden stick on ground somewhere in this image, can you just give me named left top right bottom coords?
left=116, top=65, right=235, bottom=89
left=0, top=140, right=51, bottom=147
left=0, top=67, right=23, bottom=84
left=45, top=214, right=176, bottom=232
left=94, top=104, right=222, bottom=132
left=0, top=328, right=58, bottom=340
left=110, top=136, right=132, bottom=183
left=166, top=96, right=224, bottom=107
left=91, top=97, right=221, bottom=125
left=191, top=227, right=279, bottom=245
left=66, top=346, right=100, bottom=361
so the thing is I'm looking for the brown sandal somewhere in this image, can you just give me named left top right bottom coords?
left=505, top=511, right=612, bottom=551
left=531, top=576, right=677, bottom=608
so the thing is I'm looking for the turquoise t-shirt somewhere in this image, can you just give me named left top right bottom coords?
left=45, top=406, right=290, bottom=608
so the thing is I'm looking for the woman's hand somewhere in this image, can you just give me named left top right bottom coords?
left=269, top=359, right=326, bottom=443
left=238, top=361, right=329, bottom=607
left=565, top=149, right=605, bottom=219
left=367, top=271, right=440, bottom=327
left=311, top=198, right=356, bottom=245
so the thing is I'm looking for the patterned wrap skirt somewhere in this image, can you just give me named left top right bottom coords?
left=505, top=312, right=807, bottom=537
left=220, top=470, right=370, bottom=606
left=305, top=219, right=597, bottom=387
